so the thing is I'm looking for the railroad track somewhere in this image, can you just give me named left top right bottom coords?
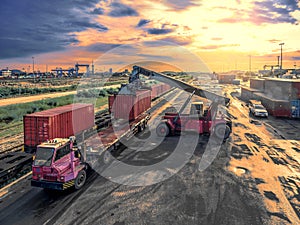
left=0, top=123, right=22, bottom=132
left=0, top=88, right=175, bottom=191
left=0, top=152, right=33, bottom=188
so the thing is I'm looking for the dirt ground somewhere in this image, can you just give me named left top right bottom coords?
left=51, top=86, right=300, bottom=225
left=0, top=85, right=299, bottom=225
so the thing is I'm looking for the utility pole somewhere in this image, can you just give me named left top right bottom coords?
left=248, top=55, right=251, bottom=76
left=279, top=42, right=284, bottom=70
left=32, top=57, right=35, bottom=74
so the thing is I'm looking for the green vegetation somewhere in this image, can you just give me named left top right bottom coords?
left=0, top=85, right=77, bottom=98
left=0, top=95, right=74, bottom=125
left=0, top=80, right=125, bottom=99
left=0, top=87, right=119, bottom=126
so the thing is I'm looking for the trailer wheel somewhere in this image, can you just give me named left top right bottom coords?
left=75, top=170, right=86, bottom=190
left=138, top=122, right=145, bottom=132
left=213, top=124, right=231, bottom=140
left=102, top=151, right=112, bottom=164
left=156, top=123, right=169, bottom=137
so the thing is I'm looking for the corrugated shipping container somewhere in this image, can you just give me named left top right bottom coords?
left=24, top=104, right=94, bottom=151
left=162, top=84, right=171, bottom=93
left=291, top=100, right=300, bottom=118
left=151, top=84, right=162, bottom=99
left=292, top=82, right=300, bottom=99
left=232, top=79, right=241, bottom=85
left=218, top=74, right=236, bottom=84
left=250, top=78, right=265, bottom=91
left=108, top=95, right=115, bottom=113
left=253, top=93, right=291, bottom=117
left=109, top=90, right=151, bottom=121
left=150, top=83, right=171, bottom=99
left=263, top=78, right=297, bottom=101
left=241, top=87, right=261, bottom=102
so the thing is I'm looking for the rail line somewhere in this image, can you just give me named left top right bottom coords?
left=0, top=123, right=22, bottom=132
left=0, top=88, right=175, bottom=190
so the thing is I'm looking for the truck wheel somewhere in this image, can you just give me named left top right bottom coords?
left=156, top=123, right=169, bottom=137
left=102, top=151, right=112, bottom=164
left=138, top=122, right=145, bottom=132
left=75, top=170, right=86, bottom=190
left=214, top=124, right=231, bottom=140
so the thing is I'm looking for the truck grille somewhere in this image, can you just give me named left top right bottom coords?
left=43, top=175, right=57, bottom=181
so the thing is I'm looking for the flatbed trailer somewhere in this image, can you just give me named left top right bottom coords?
left=84, top=113, right=150, bottom=165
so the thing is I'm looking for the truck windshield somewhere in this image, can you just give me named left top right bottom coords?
left=34, top=147, right=54, bottom=166
left=255, top=105, right=265, bottom=109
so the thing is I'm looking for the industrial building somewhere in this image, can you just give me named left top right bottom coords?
left=241, top=78, right=300, bottom=118
left=217, top=73, right=236, bottom=84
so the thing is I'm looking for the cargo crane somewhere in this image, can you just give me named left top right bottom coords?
left=75, top=63, right=90, bottom=77
left=51, top=68, right=75, bottom=77
left=130, top=66, right=232, bottom=139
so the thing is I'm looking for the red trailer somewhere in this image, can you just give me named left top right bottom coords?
left=109, top=90, right=151, bottom=121
left=24, top=104, right=94, bottom=153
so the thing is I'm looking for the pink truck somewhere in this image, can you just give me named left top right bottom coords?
left=31, top=137, right=87, bottom=190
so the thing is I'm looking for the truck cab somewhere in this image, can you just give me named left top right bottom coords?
left=190, top=101, right=204, bottom=116
left=31, top=137, right=87, bottom=190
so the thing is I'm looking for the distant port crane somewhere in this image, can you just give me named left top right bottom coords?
left=51, top=68, right=76, bottom=77
left=51, top=62, right=93, bottom=77
left=75, top=63, right=90, bottom=77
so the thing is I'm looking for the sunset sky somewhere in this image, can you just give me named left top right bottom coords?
left=0, top=0, right=300, bottom=73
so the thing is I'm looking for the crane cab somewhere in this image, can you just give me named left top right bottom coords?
left=190, top=101, right=204, bottom=116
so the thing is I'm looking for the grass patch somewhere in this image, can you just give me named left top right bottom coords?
left=0, top=91, right=112, bottom=128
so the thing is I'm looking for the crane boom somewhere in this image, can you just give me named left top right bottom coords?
left=131, top=65, right=230, bottom=105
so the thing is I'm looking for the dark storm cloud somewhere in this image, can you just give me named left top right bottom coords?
left=108, top=2, right=139, bottom=17
left=85, top=43, right=139, bottom=56
left=136, top=19, right=152, bottom=27
left=291, top=56, right=300, bottom=60
left=142, top=40, right=180, bottom=47
left=142, top=41, right=170, bottom=47
left=85, top=43, right=121, bottom=52
left=147, top=28, right=174, bottom=35
left=252, top=0, right=299, bottom=24
left=0, top=0, right=108, bottom=59
left=91, top=7, right=105, bottom=15
left=218, top=0, right=299, bottom=25
left=163, top=0, right=201, bottom=11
